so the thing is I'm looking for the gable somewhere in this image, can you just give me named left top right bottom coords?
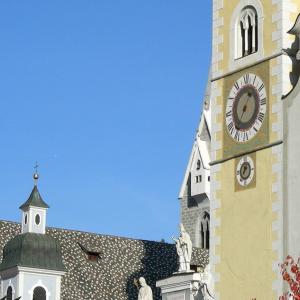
left=179, top=114, right=211, bottom=199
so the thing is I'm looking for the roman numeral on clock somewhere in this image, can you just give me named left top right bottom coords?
left=258, top=112, right=265, bottom=123
left=225, top=111, right=232, bottom=118
left=234, top=131, right=240, bottom=141
left=227, top=122, right=234, bottom=134
left=260, top=98, right=266, bottom=106
left=243, top=132, right=249, bottom=142
left=234, top=81, right=240, bottom=90
left=243, top=74, right=250, bottom=84
left=258, top=83, right=265, bottom=93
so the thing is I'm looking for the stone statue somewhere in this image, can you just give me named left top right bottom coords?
left=172, top=223, right=193, bottom=272
left=134, top=277, right=153, bottom=300
left=199, top=264, right=214, bottom=300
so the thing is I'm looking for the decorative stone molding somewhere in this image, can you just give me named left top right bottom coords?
left=229, top=0, right=264, bottom=71
left=28, top=280, right=51, bottom=300
left=270, top=54, right=284, bottom=298
left=212, top=0, right=224, bottom=78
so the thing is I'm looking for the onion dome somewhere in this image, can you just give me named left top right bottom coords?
left=0, top=232, right=65, bottom=272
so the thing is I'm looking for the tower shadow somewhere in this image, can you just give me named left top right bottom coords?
left=125, top=240, right=177, bottom=300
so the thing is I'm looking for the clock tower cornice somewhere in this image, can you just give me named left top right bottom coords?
left=211, top=51, right=284, bottom=83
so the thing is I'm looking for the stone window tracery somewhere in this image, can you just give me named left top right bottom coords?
left=236, top=6, right=258, bottom=59
left=201, top=212, right=210, bottom=250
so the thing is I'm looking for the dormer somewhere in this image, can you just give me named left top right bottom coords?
left=19, top=182, right=49, bottom=235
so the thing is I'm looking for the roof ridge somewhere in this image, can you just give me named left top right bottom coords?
left=0, top=219, right=171, bottom=245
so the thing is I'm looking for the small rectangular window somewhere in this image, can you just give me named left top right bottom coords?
left=195, top=175, right=202, bottom=183
left=208, top=176, right=210, bottom=182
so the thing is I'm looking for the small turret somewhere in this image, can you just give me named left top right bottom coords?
left=19, top=168, right=49, bottom=234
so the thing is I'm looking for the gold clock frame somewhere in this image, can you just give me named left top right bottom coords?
left=222, top=61, right=270, bottom=160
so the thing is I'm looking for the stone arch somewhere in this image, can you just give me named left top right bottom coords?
left=6, top=280, right=15, bottom=300
left=229, top=0, right=264, bottom=70
left=236, top=6, right=258, bottom=58
left=32, top=287, right=47, bottom=300
left=200, top=210, right=210, bottom=250
left=7, top=286, right=13, bottom=300
left=29, top=280, right=51, bottom=300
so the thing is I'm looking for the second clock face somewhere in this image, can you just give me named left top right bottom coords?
left=236, top=155, right=255, bottom=187
left=225, top=73, right=267, bottom=143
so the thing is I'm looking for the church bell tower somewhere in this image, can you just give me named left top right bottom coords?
left=209, top=0, right=300, bottom=299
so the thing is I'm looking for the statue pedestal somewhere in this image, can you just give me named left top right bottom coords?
left=156, top=271, right=202, bottom=300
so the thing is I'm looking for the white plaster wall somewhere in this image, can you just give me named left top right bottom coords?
left=1, top=275, right=18, bottom=299
left=190, top=150, right=210, bottom=197
left=19, top=270, right=61, bottom=300
left=21, top=210, right=30, bottom=233
left=284, top=81, right=300, bottom=259
left=281, top=54, right=300, bottom=97
left=22, top=207, right=47, bottom=234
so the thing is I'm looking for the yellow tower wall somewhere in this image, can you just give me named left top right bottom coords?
left=209, top=0, right=300, bottom=298
left=215, top=147, right=278, bottom=299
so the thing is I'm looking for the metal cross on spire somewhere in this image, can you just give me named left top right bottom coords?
left=34, top=161, right=39, bottom=173
left=33, top=161, right=39, bottom=186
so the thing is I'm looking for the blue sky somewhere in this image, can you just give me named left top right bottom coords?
left=0, top=1, right=212, bottom=242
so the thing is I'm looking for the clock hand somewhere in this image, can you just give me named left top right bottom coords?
left=239, top=104, right=248, bottom=122
left=236, top=103, right=248, bottom=130
left=236, top=92, right=252, bottom=129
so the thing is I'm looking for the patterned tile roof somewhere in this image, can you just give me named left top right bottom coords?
left=0, top=221, right=209, bottom=300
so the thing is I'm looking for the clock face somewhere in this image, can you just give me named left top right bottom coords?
left=225, top=73, right=267, bottom=143
left=236, top=156, right=255, bottom=187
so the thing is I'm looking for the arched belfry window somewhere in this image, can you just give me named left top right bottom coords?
left=32, top=287, right=46, bottom=300
left=7, top=286, right=13, bottom=300
left=236, top=6, right=258, bottom=59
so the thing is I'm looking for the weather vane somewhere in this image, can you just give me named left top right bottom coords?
left=33, top=161, right=39, bottom=185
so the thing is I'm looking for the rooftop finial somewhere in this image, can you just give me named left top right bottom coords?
left=33, top=161, right=39, bottom=186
